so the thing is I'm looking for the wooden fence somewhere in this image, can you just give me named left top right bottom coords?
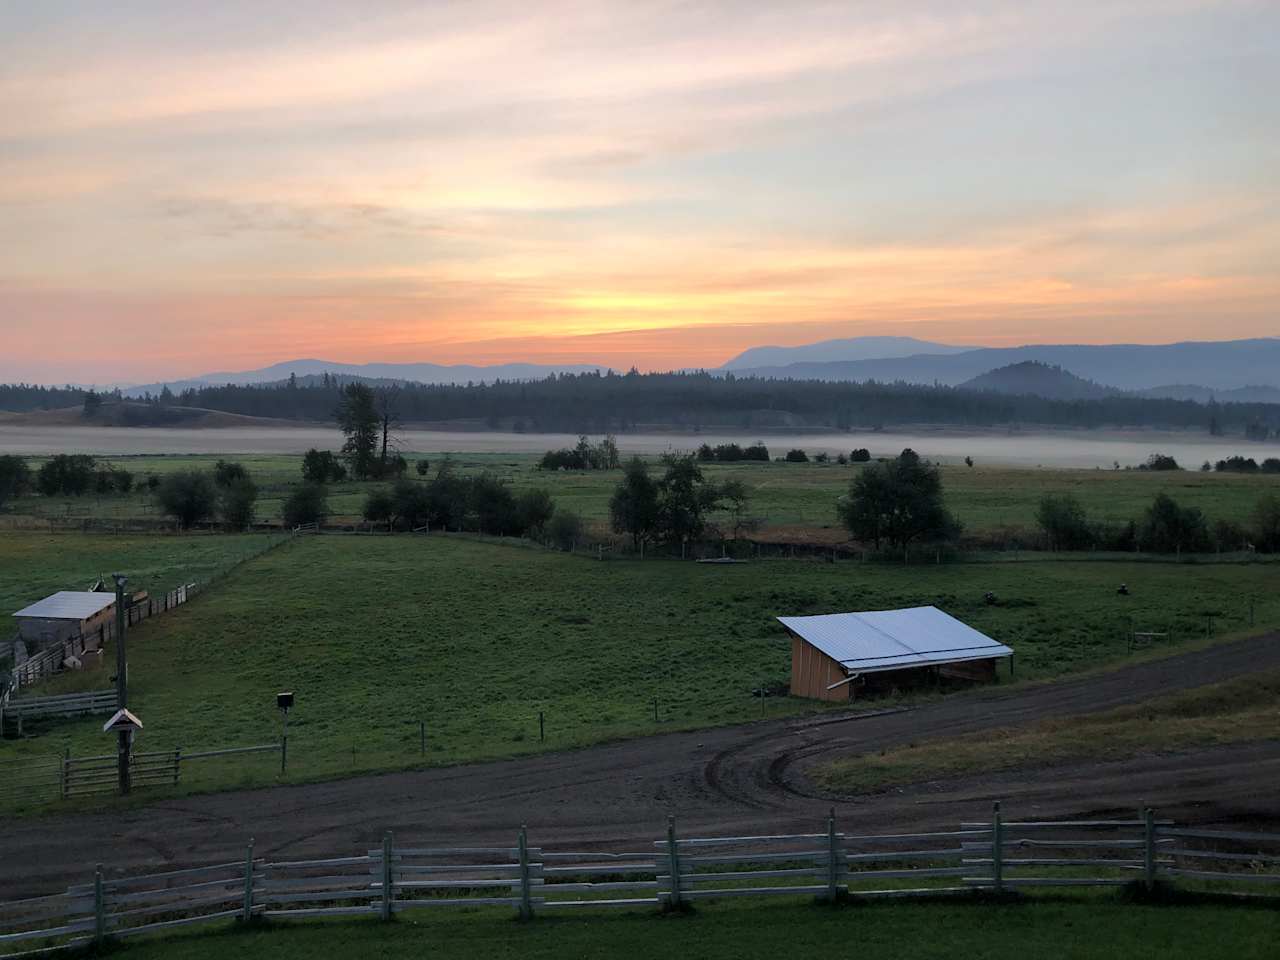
left=2, top=690, right=117, bottom=737
left=0, top=743, right=280, bottom=806
left=2, top=805, right=1277, bottom=953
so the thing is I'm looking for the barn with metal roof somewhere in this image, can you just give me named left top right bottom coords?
left=12, top=591, right=117, bottom=650
left=779, top=606, right=1013, bottom=701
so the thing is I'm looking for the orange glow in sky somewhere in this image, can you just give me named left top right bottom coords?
left=1, top=2, right=1277, bottom=382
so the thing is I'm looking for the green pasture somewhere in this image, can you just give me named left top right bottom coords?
left=2, top=533, right=1275, bottom=806
left=9, top=452, right=1280, bottom=542
left=72, top=897, right=1280, bottom=960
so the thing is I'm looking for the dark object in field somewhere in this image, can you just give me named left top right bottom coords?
left=984, top=592, right=997, bottom=605
left=1118, top=583, right=1130, bottom=596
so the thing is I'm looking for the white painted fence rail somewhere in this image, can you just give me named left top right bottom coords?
left=2, top=805, right=1278, bottom=954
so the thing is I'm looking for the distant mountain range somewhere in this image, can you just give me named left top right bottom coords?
left=115, top=336, right=1280, bottom=402
left=722, top=336, right=967, bottom=369
left=122, top=358, right=606, bottom=397
left=727, top=337, right=1280, bottom=392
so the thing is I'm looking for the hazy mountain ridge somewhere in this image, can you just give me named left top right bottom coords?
left=959, top=362, right=1116, bottom=400
left=722, top=336, right=967, bottom=369
left=727, top=338, right=1280, bottom=391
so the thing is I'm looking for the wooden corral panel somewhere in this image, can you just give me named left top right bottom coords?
left=789, top=633, right=850, bottom=702
left=938, top=658, right=997, bottom=683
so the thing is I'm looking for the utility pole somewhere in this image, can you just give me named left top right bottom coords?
left=113, top=573, right=131, bottom=795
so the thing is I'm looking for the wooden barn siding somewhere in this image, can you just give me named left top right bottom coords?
left=789, top=633, right=850, bottom=702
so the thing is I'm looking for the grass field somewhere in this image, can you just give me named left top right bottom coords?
left=2, top=533, right=1276, bottom=806
left=0, top=531, right=284, bottom=618
left=84, top=897, right=1280, bottom=960
left=9, top=452, right=1280, bottom=543
left=817, top=667, right=1280, bottom=794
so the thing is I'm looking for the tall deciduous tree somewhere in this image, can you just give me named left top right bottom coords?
left=609, top=457, right=660, bottom=548
left=837, top=448, right=960, bottom=551
left=656, top=453, right=721, bottom=544
left=336, top=383, right=381, bottom=479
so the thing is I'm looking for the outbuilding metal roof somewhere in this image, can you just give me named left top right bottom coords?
left=12, top=591, right=116, bottom=622
left=778, top=606, right=1012, bottom=674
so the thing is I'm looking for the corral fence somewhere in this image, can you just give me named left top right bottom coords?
left=2, top=804, right=1278, bottom=953
left=0, top=742, right=281, bottom=806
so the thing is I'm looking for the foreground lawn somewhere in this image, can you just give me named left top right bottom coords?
left=1, top=535, right=1276, bottom=807
left=818, top=667, right=1280, bottom=793
left=104, top=898, right=1280, bottom=960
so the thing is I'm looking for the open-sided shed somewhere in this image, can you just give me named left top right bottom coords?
left=12, top=591, right=116, bottom=652
left=780, top=606, right=1013, bottom=701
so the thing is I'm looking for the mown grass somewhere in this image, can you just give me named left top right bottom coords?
left=2, top=534, right=1276, bottom=807
left=79, top=897, right=1280, bottom=960
left=10, top=453, right=1280, bottom=541
left=817, top=668, right=1280, bottom=794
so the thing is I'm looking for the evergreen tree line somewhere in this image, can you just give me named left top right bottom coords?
left=6, top=371, right=1275, bottom=434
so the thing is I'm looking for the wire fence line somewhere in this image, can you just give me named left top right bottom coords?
left=1, top=804, right=1277, bottom=954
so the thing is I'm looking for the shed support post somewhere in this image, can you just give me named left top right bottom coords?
left=93, top=865, right=105, bottom=945
left=380, top=831, right=394, bottom=921
left=825, top=808, right=841, bottom=901
left=991, top=801, right=1004, bottom=894
left=241, top=839, right=255, bottom=923
left=665, top=816, right=683, bottom=909
left=1143, top=808, right=1156, bottom=893
left=517, top=825, right=533, bottom=921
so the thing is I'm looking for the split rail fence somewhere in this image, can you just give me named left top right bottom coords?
left=2, top=804, right=1278, bottom=954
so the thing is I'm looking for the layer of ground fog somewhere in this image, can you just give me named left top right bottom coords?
left=2, top=533, right=1276, bottom=805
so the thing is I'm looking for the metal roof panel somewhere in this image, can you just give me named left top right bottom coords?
left=12, top=591, right=116, bottom=621
left=778, top=606, right=1012, bottom=674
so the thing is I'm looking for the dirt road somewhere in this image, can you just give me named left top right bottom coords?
left=4, top=632, right=1278, bottom=898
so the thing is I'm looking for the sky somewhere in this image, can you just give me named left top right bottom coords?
left=1, top=0, right=1277, bottom=384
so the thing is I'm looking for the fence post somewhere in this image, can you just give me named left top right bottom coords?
left=517, top=825, right=533, bottom=921
left=380, top=831, right=394, bottom=921
left=825, top=808, right=841, bottom=901
left=93, top=865, right=105, bottom=945
left=61, top=747, right=69, bottom=800
left=991, top=801, right=1004, bottom=894
left=173, top=746, right=181, bottom=786
left=665, top=816, right=683, bottom=909
left=1143, top=808, right=1156, bottom=892
left=241, top=838, right=255, bottom=923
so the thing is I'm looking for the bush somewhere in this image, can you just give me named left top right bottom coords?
left=415, top=459, right=431, bottom=476
left=546, top=508, right=584, bottom=550
left=213, top=460, right=249, bottom=487
left=1140, top=493, right=1210, bottom=553
left=1254, top=494, right=1280, bottom=553
left=515, top=488, right=555, bottom=537
left=283, top=483, right=328, bottom=527
left=1211, top=518, right=1248, bottom=552
left=36, top=454, right=97, bottom=496
left=0, top=455, right=31, bottom=510
left=814, top=451, right=830, bottom=463
left=1139, top=453, right=1180, bottom=471
left=538, top=436, right=620, bottom=471
left=1036, top=494, right=1092, bottom=550
left=850, top=448, right=871, bottom=463
left=836, top=453, right=848, bottom=465
left=93, top=465, right=133, bottom=494
left=389, top=477, right=432, bottom=528
left=302, top=448, right=347, bottom=483
left=145, top=473, right=161, bottom=492
left=1262, top=458, right=1280, bottom=474
left=468, top=473, right=519, bottom=534
left=220, top=477, right=258, bottom=529
left=156, top=471, right=217, bottom=529
left=1215, top=456, right=1259, bottom=473
left=784, top=449, right=809, bottom=463
left=363, top=489, right=395, bottom=524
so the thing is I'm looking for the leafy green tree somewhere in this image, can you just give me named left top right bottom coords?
left=220, top=477, right=258, bottom=529
left=283, top=483, right=328, bottom=527
left=785, top=449, right=809, bottom=462
left=1252, top=494, right=1280, bottom=553
left=156, top=471, right=217, bottom=529
left=1035, top=494, right=1091, bottom=550
left=547, top=508, right=584, bottom=550
left=468, top=473, right=519, bottom=534
left=423, top=459, right=469, bottom=529
left=718, top=478, right=758, bottom=540
left=82, top=390, right=102, bottom=418
left=610, top=457, right=660, bottom=548
left=850, top=448, right=871, bottom=462
left=37, top=454, right=97, bottom=496
left=0, top=455, right=31, bottom=510
left=1140, top=493, right=1210, bottom=553
left=214, top=460, right=249, bottom=487
left=515, top=488, right=556, bottom=537
left=362, top=489, right=395, bottom=525
left=336, top=383, right=381, bottom=479
left=302, top=448, right=347, bottom=482
left=656, top=453, right=722, bottom=543
left=837, top=449, right=960, bottom=551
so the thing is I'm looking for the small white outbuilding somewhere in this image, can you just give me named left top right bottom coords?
left=779, top=605, right=1013, bottom=702
left=12, top=591, right=117, bottom=652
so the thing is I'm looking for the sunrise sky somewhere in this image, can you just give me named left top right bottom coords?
left=2, top=1, right=1277, bottom=383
